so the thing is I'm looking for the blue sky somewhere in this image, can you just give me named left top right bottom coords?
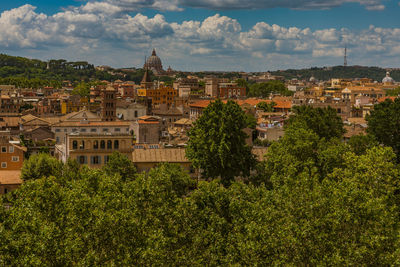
left=0, top=0, right=399, bottom=71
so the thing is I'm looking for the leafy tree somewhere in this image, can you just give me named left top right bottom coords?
left=20, top=153, right=63, bottom=181
left=366, top=98, right=400, bottom=160
left=347, top=134, right=378, bottom=155
left=256, top=101, right=276, bottom=112
left=102, top=152, right=136, bottom=181
left=386, top=87, right=400, bottom=96
left=248, top=80, right=292, bottom=97
left=288, top=105, right=345, bottom=140
left=186, top=99, right=256, bottom=186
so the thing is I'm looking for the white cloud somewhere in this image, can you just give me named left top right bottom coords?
left=76, top=0, right=389, bottom=12
left=0, top=3, right=399, bottom=70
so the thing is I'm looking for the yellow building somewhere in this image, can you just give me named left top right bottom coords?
left=137, top=68, right=178, bottom=107
left=61, top=96, right=89, bottom=114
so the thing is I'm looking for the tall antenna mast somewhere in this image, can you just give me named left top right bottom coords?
left=344, top=45, right=348, bottom=67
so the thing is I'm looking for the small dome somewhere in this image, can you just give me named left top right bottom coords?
left=382, top=71, right=395, bottom=83
left=309, top=76, right=316, bottom=82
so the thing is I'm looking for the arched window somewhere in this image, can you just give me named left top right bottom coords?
left=72, top=140, right=78, bottom=149
left=107, top=140, right=112, bottom=149
left=114, top=140, right=119, bottom=149
left=93, top=140, right=99, bottom=149
left=100, top=140, right=105, bottom=149
left=79, top=156, right=85, bottom=164
left=80, top=141, right=85, bottom=149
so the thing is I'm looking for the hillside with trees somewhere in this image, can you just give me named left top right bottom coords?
left=269, top=65, right=400, bottom=81
left=0, top=54, right=157, bottom=88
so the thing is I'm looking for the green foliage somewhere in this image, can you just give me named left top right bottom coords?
left=386, top=87, right=400, bottom=96
left=186, top=99, right=256, bottom=186
left=71, top=82, right=90, bottom=97
left=244, top=113, right=257, bottom=129
left=102, top=152, right=136, bottom=181
left=20, top=153, right=63, bottom=181
left=288, top=105, right=345, bottom=140
left=366, top=98, right=400, bottom=161
left=348, top=134, right=378, bottom=155
left=256, top=101, right=276, bottom=112
left=1, top=102, right=400, bottom=265
left=248, top=80, right=293, bottom=97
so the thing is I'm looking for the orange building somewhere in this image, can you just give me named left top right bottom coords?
left=0, top=135, right=26, bottom=194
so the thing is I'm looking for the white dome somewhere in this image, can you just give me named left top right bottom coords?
left=382, top=71, right=395, bottom=83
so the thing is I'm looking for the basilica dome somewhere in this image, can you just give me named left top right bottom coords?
left=382, top=71, right=395, bottom=84
left=143, top=49, right=164, bottom=75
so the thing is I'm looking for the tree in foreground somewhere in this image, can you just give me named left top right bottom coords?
left=288, top=105, right=345, bottom=140
left=366, top=98, right=400, bottom=160
left=20, top=153, right=63, bottom=181
left=102, top=151, right=136, bottom=181
left=186, top=99, right=256, bottom=186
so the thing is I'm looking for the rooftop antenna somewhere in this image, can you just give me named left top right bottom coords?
left=344, top=45, right=348, bottom=67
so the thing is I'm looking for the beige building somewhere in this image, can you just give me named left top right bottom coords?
left=56, top=133, right=134, bottom=168
left=132, top=116, right=161, bottom=144
left=52, top=110, right=132, bottom=144
left=116, top=100, right=147, bottom=120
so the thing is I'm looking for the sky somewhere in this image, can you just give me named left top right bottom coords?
left=0, top=0, right=400, bottom=71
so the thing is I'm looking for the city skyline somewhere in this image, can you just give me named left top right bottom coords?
left=0, top=0, right=400, bottom=71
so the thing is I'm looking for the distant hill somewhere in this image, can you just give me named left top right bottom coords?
left=0, top=54, right=153, bottom=88
left=269, top=65, right=400, bottom=82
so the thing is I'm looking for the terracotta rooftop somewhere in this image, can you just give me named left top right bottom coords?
left=0, top=170, right=22, bottom=185
left=378, top=96, right=397, bottom=103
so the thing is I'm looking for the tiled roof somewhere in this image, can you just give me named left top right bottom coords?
left=132, top=148, right=188, bottom=163
left=132, top=148, right=268, bottom=163
left=378, top=96, right=397, bottom=103
left=0, top=170, right=22, bottom=185
left=53, top=121, right=131, bottom=127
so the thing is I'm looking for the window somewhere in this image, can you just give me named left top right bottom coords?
left=100, top=140, right=105, bottom=149
left=72, top=141, right=78, bottom=150
left=55, top=129, right=61, bottom=132
left=107, top=140, right=112, bottom=149
left=91, top=156, right=101, bottom=164
left=80, top=141, right=85, bottom=150
left=8, top=146, right=14, bottom=153
left=114, top=140, right=119, bottom=149
left=11, top=156, right=19, bottom=162
left=64, top=129, right=68, bottom=132
left=78, top=156, right=86, bottom=164
left=91, top=128, right=97, bottom=133
left=81, top=128, right=86, bottom=132
left=115, top=128, right=120, bottom=132
left=1, top=162, right=6, bottom=168
left=56, top=137, right=60, bottom=143
left=134, top=110, right=138, bottom=117
left=103, top=128, right=109, bottom=132
left=72, top=128, right=78, bottom=132
left=1, top=147, right=6, bottom=153
left=93, top=140, right=99, bottom=149
left=104, top=155, right=109, bottom=163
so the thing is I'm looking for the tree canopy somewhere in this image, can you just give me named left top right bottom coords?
left=288, top=105, right=345, bottom=140
left=186, top=99, right=256, bottom=186
left=366, top=98, right=400, bottom=161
